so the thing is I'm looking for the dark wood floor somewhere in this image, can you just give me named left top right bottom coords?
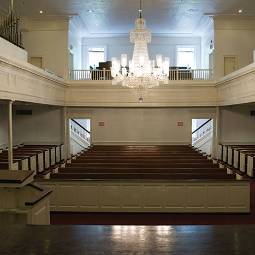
left=1, top=225, right=255, bottom=254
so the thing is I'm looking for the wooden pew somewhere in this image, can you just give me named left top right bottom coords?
left=65, top=162, right=217, bottom=168
left=0, top=162, right=19, bottom=170
left=37, top=145, right=250, bottom=213
left=51, top=145, right=236, bottom=180
left=230, top=146, right=255, bottom=168
left=247, top=153, right=255, bottom=177
left=14, top=149, right=44, bottom=173
left=23, top=145, right=63, bottom=166
left=0, top=155, right=29, bottom=170
left=59, top=167, right=224, bottom=173
left=0, top=151, right=37, bottom=171
left=51, top=171, right=234, bottom=180
left=216, top=144, right=255, bottom=179
left=24, top=145, right=56, bottom=167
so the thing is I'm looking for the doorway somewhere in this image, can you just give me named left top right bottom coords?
left=224, top=56, right=238, bottom=76
left=69, top=118, right=91, bottom=155
left=192, top=118, right=213, bottom=155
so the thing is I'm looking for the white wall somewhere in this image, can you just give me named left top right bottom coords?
left=67, top=107, right=216, bottom=145
left=220, top=105, right=255, bottom=144
left=200, top=18, right=214, bottom=69
left=3, top=104, right=255, bottom=149
left=214, top=16, right=255, bottom=79
left=22, top=17, right=69, bottom=79
left=81, top=36, right=201, bottom=69
left=0, top=37, right=28, bottom=62
left=13, top=105, right=64, bottom=145
left=68, top=18, right=82, bottom=70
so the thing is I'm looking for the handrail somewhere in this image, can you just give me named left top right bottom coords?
left=192, top=118, right=212, bottom=135
left=71, top=119, right=90, bottom=134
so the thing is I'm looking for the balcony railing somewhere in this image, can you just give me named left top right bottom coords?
left=69, top=69, right=213, bottom=81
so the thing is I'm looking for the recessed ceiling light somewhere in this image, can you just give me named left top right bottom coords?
left=238, top=9, right=243, bottom=13
left=187, top=8, right=198, bottom=13
left=39, top=10, right=43, bottom=14
left=87, top=9, right=94, bottom=13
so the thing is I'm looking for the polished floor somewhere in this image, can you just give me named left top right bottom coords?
left=1, top=225, right=255, bottom=254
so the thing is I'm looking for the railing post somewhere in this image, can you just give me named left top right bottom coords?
left=176, top=69, right=179, bottom=80
left=103, top=68, right=106, bottom=80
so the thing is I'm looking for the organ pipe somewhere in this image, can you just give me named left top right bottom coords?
left=0, top=7, right=23, bottom=48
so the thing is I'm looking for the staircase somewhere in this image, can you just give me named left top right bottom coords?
left=70, top=119, right=90, bottom=155
left=192, top=119, right=213, bottom=155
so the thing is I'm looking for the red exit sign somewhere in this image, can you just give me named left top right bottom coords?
left=177, top=122, right=184, bottom=127
left=99, top=121, right=105, bottom=127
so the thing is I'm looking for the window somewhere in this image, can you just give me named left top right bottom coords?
left=177, top=47, right=196, bottom=68
left=88, top=47, right=105, bottom=69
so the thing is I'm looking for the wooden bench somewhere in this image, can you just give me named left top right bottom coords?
left=37, top=145, right=250, bottom=213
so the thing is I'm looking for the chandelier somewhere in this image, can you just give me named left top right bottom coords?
left=111, top=0, right=170, bottom=89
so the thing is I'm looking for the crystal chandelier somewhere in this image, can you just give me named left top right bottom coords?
left=111, top=0, right=170, bottom=89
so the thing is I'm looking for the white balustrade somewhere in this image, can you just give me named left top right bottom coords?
left=70, top=69, right=213, bottom=81
left=69, top=69, right=112, bottom=81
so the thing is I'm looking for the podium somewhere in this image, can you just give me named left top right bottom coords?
left=0, top=170, right=52, bottom=225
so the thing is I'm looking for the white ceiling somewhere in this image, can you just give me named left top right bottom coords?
left=1, top=0, right=255, bottom=36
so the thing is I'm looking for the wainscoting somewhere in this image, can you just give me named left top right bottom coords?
left=38, top=180, right=250, bottom=213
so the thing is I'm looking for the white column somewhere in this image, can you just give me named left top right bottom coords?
left=63, top=107, right=70, bottom=160
left=8, top=100, right=13, bottom=170
left=213, top=106, right=221, bottom=158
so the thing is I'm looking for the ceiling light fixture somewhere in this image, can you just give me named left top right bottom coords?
left=111, top=0, right=170, bottom=89
left=238, top=9, right=243, bottom=13
left=39, top=10, right=43, bottom=14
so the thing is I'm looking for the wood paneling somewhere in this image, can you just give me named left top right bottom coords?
left=38, top=180, right=250, bottom=213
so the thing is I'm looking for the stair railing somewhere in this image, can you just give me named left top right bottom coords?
left=192, top=119, right=213, bottom=143
left=70, top=119, right=90, bottom=144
